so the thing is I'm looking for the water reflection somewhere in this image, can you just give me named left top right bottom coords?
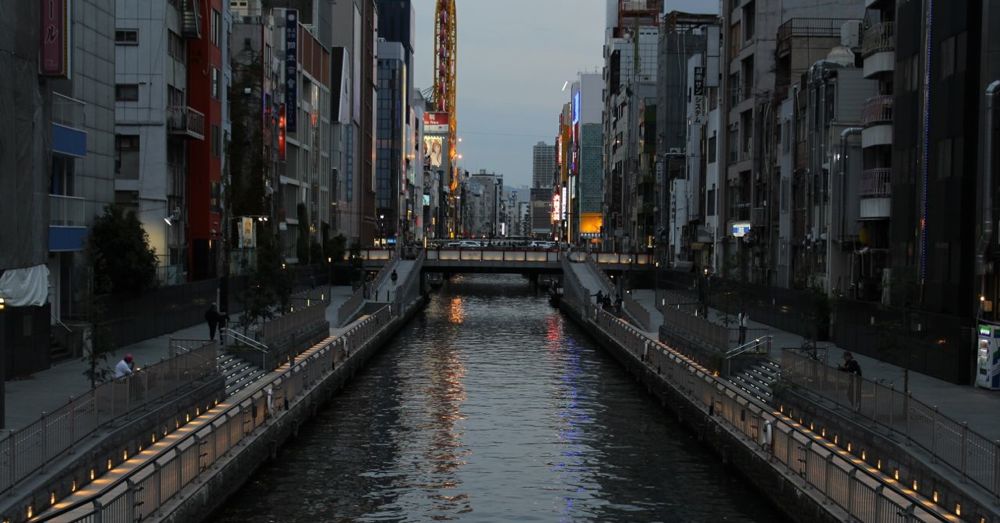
left=213, top=274, right=785, bottom=523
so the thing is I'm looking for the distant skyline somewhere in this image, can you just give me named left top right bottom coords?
left=410, top=0, right=717, bottom=187
left=412, top=0, right=605, bottom=187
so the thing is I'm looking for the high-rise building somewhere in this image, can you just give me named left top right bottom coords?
left=532, top=142, right=555, bottom=189
left=376, top=41, right=407, bottom=245
left=572, top=73, right=603, bottom=244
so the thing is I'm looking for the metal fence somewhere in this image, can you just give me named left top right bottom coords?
left=661, top=306, right=730, bottom=352
left=586, top=304, right=946, bottom=522
left=258, top=300, right=328, bottom=346
left=782, top=349, right=1000, bottom=499
left=33, top=306, right=396, bottom=522
left=0, top=343, right=218, bottom=496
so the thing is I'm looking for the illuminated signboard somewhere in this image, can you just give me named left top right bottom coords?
left=278, top=104, right=287, bottom=160
left=731, top=221, right=751, bottom=238
left=423, top=136, right=444, bottom=168
left=424, top=112, right=449, bottom=134
left=561, top=186, right=568, bottom=221
left=285, top=9, right=298, bottom=133
left=41, top=0, right=70, bottom=77
left=551, top=193, right=561, bottom=223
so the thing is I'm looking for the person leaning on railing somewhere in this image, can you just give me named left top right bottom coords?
left=838, top=352, right=863, bottom=409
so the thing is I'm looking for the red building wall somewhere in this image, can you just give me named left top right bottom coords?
left=187, top=0, right=224, bottom=280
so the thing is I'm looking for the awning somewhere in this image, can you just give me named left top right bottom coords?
left=0, top=264, right=50, bottom=307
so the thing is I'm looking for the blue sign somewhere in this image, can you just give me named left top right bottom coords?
left=572, top=91, right=581, bottom=124
left=285, top=9, right=298, bottom=133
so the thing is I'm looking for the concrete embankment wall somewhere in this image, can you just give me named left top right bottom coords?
left=153, top=298, right=426, bottom=523
left=560, top=303, right=842, bottom=523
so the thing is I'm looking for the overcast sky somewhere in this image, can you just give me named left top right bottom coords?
left=411, top=0, right=716, bottom=188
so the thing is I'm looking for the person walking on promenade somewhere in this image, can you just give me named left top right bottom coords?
left=391, top=269, right=398, bottom=287
left=205, top=303, right=222, bottom=340
left=838, top=352, right=863, bottom=408
left=738, top=312, right=749, bottom=345
left=114, top=354, right=135, bottom=379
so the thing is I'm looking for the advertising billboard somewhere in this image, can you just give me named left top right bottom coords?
left=424, top=112, right=449, bottom=134
left=239, top=217, right=256, bottom=248
left=285, top=9, right=298, bottom=132
left=423, top=136, right=444, bottom=169
left=40, top=0, right=70, bottom=77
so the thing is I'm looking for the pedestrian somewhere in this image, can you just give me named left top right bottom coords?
left=391, top=269, right=398, bottom=286
left=205, top=303, right=221, bottom=340
left=594, top=290, right=604, bottom=304
left=838, top=351, right=863, bottom=408
left=114, top=353, right=135, bottom=379
left=738, top=311, right=749, bottom=345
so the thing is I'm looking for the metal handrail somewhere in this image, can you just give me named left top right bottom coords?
left=588, top=306, right=950, bottom=522
left=0, top=344, right=218, bottom=496
left=725, top=335, right=773, bottom=359
left=33, top=307, right=397, bottom=522
left=782, top=349, right=1000, bottom=499
left=225, top=328, right=268, bottom=353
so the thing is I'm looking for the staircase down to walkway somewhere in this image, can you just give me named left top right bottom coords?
left=729, top=359, right=781, bottom=404
left=218, top=352, right=266, bottom=396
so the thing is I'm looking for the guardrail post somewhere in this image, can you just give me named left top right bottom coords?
left=961, top=422, right=969, bottom=481
left=93, top=499, right=103, bottom=523
left=905, top=392, right=912, bottom=446
left=9, top=430, right=15, bottom=482
left=824, top=452, right=834, bottom=503
left=40, top=411, right=48, bottom=465
left=931, top=406, right=938, bottom=463
left=126, top=478, right=137, bottom=521
left=68, top=396, right=76, bottom=453
left=846, top=468, right=857, bottom=517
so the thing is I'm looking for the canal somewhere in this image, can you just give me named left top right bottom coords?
left=213, top=274, right=785, bottom=522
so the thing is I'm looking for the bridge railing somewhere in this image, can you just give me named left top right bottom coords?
left=0, top=343, right=218, bottom=497
left=588, top=305, right=946, bottom=523
left=33, top=306, right=396, bottom=523
left=783, top=349, right=1000, bottom=499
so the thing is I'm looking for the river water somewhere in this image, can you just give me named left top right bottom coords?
left=213, top=274, right=785, bottom=522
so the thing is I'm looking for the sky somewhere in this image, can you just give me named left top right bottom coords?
left=410, top=0, right=716, bottom=188
left=411, top=0, right=605, bottom=188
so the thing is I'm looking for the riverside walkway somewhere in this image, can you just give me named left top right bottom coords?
left=563, top=257, right=958, bottom=522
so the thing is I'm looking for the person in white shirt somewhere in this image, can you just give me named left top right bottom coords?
left=114, top=354, right=134, bottom=379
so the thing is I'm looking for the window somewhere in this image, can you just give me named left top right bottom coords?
left=115, top=135, right=140, bottom=180
left=940, top=36, right=955, bottom=79
left=50, top=155, right=75, bottom=195
left=707, top=185, right=716, bottom=216
left=707, top=133, right=717, bottom=163
left=211, top=125, right=221, bottom=157
left=115, top=84, right=139, bottom=102
left=115, top=30, right=138, bottom=45
left=742, top=1, right=755, bottom=41
left=211, top=67, right=219, bottom=99
left=168, top=85, right=184, bottom=107
left=168, top=30, right=185, bottom=62
left=211, top=9, right=221, bottom=46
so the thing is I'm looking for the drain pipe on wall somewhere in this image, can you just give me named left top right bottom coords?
left=978, top=81, right=1000, bottom=311
left=839, top=127, right=862, bottom=299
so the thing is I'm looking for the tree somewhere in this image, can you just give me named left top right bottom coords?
left=88, top=206, right=159, bottom=295
left=241, top=226, right=292, bottom=330
left=80, top=249, right=115, bottom=388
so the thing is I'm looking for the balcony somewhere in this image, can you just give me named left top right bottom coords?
left=859, top=168, right=891, bottom=198
left=52, top=92, right=84, bottom=129
left=862, top=96, right=893, bottom=148
left=862, top=22, right=895, bottom=78
left=49, top=194, right=88, bottom=252
left=859, top=168, right=891, bottom=220
left=49, top=194, right=86, bottom=227
left=167, top=106, right=205, bottom=140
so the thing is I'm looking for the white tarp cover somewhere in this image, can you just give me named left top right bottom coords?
left=0, top=264, right=50, bottom=307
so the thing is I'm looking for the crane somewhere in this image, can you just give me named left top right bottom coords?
left=433, top=0, right=458, bottom=192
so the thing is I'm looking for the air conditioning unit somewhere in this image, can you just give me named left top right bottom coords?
left=668, top=147, right=682, bottom=155
left=841, top=21, right=862, bottom=49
